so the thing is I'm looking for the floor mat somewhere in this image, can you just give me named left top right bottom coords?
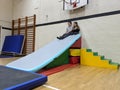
left=0, top=55, right=13, bottom=58
left=39, top=64, right=78, bottom=76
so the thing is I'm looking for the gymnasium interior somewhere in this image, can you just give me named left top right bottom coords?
left=0, top=0, right=120, bottom=90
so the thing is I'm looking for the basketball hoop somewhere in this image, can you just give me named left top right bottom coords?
left=60, top=0, right=88, bottom=11
left=65, top=0, right=79, bottom=10
left=71, top=1, right=77, bottom=8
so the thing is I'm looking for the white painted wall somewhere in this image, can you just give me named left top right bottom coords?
left=35, top=23, right=67, bottom=49
left=12, top=0, right=120, bottom=63
left=0, top=0, right=13, bottom=52
left=13, top=0, right=120, bottom=24
left=0, top=29, right=11, bottom=52
left=0, top=0, right=13, bottom=27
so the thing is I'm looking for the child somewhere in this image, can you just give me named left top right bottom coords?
left=66, top=21, right=73, bottom=33
left=57, top=22, right=80, bottom=40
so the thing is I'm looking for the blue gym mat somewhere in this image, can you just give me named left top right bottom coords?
left=7, top=34, right=81, bottom=72
left=2, top=35, right=24, bottom=55
left=0, top=65, right=47, bottom=90
left=0, top=55, right=13, bottom=58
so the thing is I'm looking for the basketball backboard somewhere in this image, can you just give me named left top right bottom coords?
left=63, top=0, right=88, bottom=10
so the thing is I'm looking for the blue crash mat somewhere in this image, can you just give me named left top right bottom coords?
left=2, top=35, right=24, bottom=54
left=0, top=66, right=47, bottom=90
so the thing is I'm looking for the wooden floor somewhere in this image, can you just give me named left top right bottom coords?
left=35, top=65, right=120, bottom=90
left=1, top=58, right=120, bottom=90
left=0, top=57, right=20, bottom=65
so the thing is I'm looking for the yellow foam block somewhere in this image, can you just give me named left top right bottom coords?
left=70, top=49, right=81, bottom=56
left=81, top=48, right=118, bottom=69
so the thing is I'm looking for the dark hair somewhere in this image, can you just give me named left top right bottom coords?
left=74, top=22, right=78, bottom=25
left=68, top=21, right=72, bottom=24
left=74, top=22, right=80, bottom=29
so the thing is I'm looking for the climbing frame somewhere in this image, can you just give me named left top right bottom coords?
left=12, top=15, right=36, bottom=55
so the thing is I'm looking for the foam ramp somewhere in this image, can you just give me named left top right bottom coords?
left=7, top=34, right=81, bottom=72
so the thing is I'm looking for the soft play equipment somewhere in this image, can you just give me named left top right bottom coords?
left=81, top=48, right=119, bottom=69
left=45, top=49, right=69, bottom=69
left=69, top=38, right=81, bottom=64
left=40, top=64, right=77, bottom=76
left=70, top=56, right=80, bottom=64
left=70, top=49, right=81, bottom=56
left=46, top=37, right=82, bottom=68
left=0, top=65, right=47, bottom=90
left=6, top=34, right=81, bottom=72
left=1, top=35, right=24, bottom=55
left=69, top=49, right=81, bottom=64
left=70, top=37, right=81, bottom=48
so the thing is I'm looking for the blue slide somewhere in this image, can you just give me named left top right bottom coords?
left=6, top=34, right=81, bottom=72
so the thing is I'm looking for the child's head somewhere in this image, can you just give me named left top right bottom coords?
left=73, top=22, right=80, bottom=29
left=73, top=22, right=78, bottom=27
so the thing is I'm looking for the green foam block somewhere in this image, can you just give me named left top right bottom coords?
left=45, top=49, right=69, bottom=69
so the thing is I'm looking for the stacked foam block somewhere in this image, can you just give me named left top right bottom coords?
left=69, top=37, right=81, bottom=64
left=45, top=49, right=69, bottom=69
left=45, top=37, right=82, bottom=69
left=81, top=48, right=119, bottom=69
